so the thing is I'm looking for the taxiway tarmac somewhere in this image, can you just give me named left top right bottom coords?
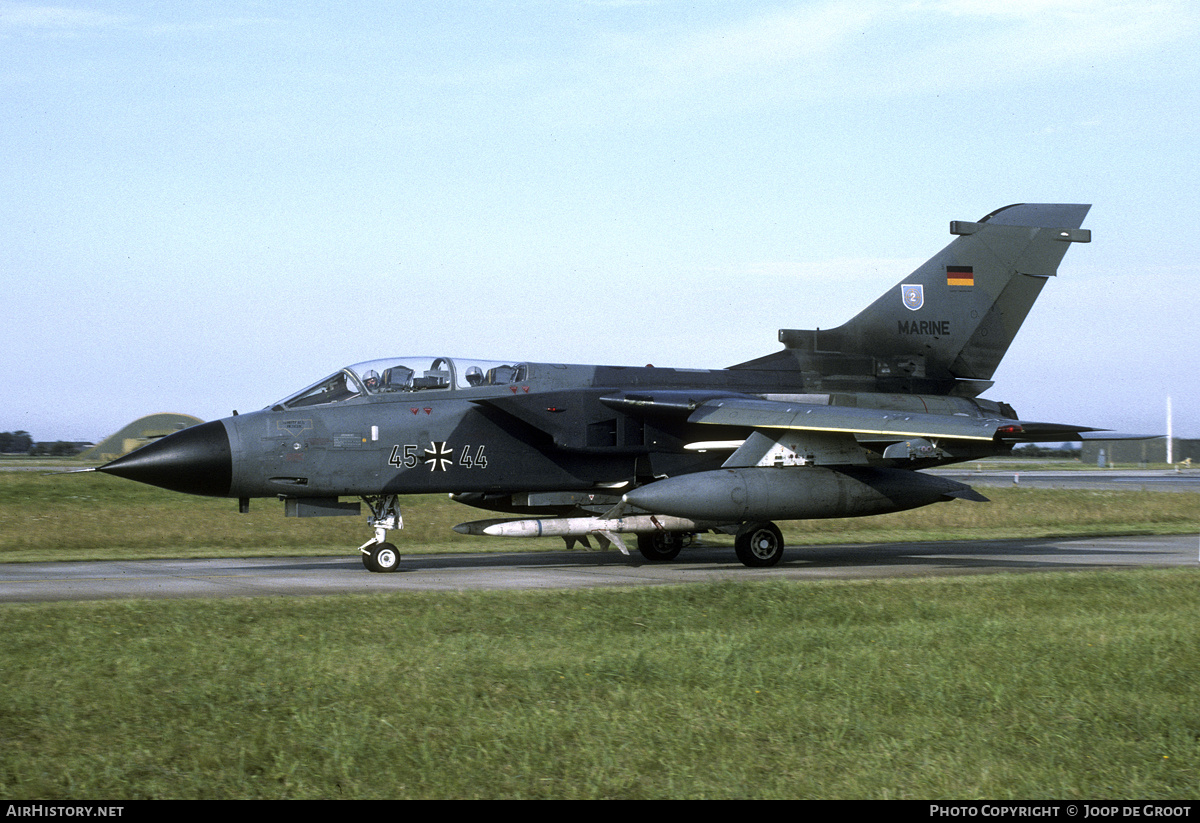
left=1, top=533, right=1197, bottom=603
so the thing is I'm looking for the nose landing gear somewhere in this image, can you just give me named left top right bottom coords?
left=359, top=494, right=403, bottom=573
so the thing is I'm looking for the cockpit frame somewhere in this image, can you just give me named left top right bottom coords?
left=273, top=357, right=528, bottom=410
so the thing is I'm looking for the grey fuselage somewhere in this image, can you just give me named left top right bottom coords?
left=216, top=360, right=1010, bottom=504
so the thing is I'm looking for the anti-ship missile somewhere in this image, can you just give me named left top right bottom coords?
left=453, top=514, right=713, bottom=555
left=453, top=514, right=710, bottom=540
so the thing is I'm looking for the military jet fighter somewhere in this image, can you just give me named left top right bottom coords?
left=98, top=203, right=1111, bottom=572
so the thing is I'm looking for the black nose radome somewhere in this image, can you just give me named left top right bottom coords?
left=98, top=419, right=232, bottom=497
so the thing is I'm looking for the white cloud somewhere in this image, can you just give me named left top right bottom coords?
left=559, top=0, right=1197, bottom=118
left=0, top=1, right=126, bottom=31
left=911, top=0, right=1194, bottom=64
left=637, top=4, right=876, bottom=81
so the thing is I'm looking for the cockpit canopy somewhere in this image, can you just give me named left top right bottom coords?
left=274, top=357, right=528, bottom=410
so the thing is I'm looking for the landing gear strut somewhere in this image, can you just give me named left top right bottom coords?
left=359, top=494, right=403, bottom=573
left=734, top=522, right=785, bottom=568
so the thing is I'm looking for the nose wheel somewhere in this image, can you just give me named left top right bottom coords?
left=359, top=494, right=403, bottom=573
left=363, top=541, right=401, bottom=573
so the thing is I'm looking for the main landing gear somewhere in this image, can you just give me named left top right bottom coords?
left=636, top=531, right=689, bottom=561
left=733, top=522, right=785, bottom=568
left=635, top=523, right=786, bottom=567
left=359, top=494, right=403, bottom=573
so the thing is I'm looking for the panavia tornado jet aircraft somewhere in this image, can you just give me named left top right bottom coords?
left=99, top=203, right=1109, bottom=572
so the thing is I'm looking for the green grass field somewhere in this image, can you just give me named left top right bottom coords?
left=2, top=469, right=1199, bottom=798
left=2, top=572, right=1199, bottom=799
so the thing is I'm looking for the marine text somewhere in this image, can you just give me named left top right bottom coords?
left=898, top=319, right=951, bottom=336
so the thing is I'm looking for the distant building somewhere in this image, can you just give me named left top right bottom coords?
left=1081, top=438, right=1198, bottom=466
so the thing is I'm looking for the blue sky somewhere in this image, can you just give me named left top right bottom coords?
left=2, top=0, right=1197, bottom=442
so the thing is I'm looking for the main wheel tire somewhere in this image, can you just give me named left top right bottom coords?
left=734, top=522, right=784, bottom=567
left=636, top=532, right=685, bottom=562
left=364, top=542, right=401, bottom=573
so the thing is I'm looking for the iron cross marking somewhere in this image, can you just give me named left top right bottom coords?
left=423, top=441, right=453, bottom=472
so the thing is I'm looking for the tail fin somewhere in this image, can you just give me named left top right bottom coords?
left=733, top=203, right=1091, bottom=397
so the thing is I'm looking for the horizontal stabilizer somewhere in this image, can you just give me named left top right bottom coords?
left=942, top=486, right=990, bottom=503
left=1078, top=431, right=1164, bottom=441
